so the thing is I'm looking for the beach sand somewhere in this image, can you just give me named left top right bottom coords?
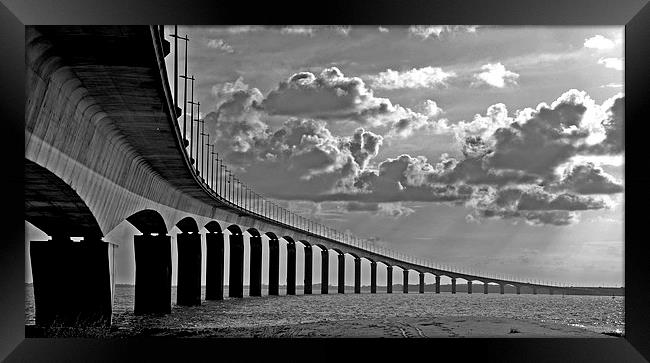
left=98, top=315, right=612, bottom=338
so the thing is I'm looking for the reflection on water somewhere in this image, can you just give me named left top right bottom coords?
left=25, top=285, right=624, bottom=335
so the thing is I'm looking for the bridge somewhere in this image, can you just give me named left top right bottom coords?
left=25, top=25, right=590, bottom=327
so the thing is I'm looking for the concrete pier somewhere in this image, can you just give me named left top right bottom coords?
left=31, top=238, right=113, bottom=326
left=483, top=282, right=488, bottom=295
left=338, top=253, right=345, bottom=294
left=304, top=245, right=312, bottom=295
left=435, top=275, right=441, bottom=294
left=205, top=231, right=224, bottom=300
left=500, top=284, right=505, bottom=295
left=419, top=272, right=425, bottom=294
left=176, top=232, right=202, bottom=306
left=468, top=281, right=473, bottom=294
left=249, top=235, right=263, bottom=297
left=403, top=270, right=409, bottom=293
left=228, top=232, right=244, bottom=298
left=268, top=237, right=279, bottom=296
left=387, top=266, right=393, bottom=293
left=134, top=234, right=172, bottom=315
left=321, top=249, right=329, bottom=294
left=354, top=257, right=361, bottom=294
left=451, top=278, right=456, bottom=294
left=287, top=242, right=296, bottom=295
left=370, top=261, right=377, bottom=293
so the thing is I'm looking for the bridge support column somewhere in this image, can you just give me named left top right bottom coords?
left=549, top=289, right=554, bottom=295
left=483, top=282, right=489, bottom=294
left=533, top=287, right=537, bottom=295
left=249, top=235, right=262, bottom=297
left=403, top=270, right=409, bottom=294
left=500, top=284, right=505, bottom=295
left=419, top=273, right=425, bottom=294
left=177, top=232, right=202, bottom=306
left=31, top=237, right=113, bottom=326
left=268, top=238, right=279, bottom=296
left=229, top=232, right=244, bottom=298
left=468, top=281, right=472, bottom=294
left=451, top=278, right=456, bottom=294
left=435, top=275, right=441, bottom=294
left=287, top=243, right=296, bottom=295
left=205, top=232, right=224, bottom=300
left=387, top=266, right=393, bottom=293
left=304, top=245, right=312, bottom=295
left=338, top=253, right=345, bottom=294
left=321, top=249, right=329, bottom=294
left=516, top=286, right=521, bottom=295
left=370, top=261, right=377, bottom=293
left=134, top=233, right=172, bottom=315
left=354, top=257, right=361, bottom=294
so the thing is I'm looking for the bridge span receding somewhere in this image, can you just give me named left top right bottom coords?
left=25, top=25, right=591, bottom=327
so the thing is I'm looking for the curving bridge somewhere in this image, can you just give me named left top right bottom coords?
left=25, top=25, right=582, bottom=327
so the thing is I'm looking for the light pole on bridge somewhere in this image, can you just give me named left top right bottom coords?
left=191, top=103, right=203, bottom=175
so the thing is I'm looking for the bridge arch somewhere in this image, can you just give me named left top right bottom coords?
left=26, top=159, right=114, bottom=325
left=126, top=209, right=168, bottom=235
left=204, top=220, right=222, bottom=233
left=264, top=231, right=278, bottom=240
left=26, top=159, right=104, bottom=239
left=227, top=224, right=243, bottom=235
left=246, top=227, right=261, bottom=237
left=175, top=216, right=199, bottom=234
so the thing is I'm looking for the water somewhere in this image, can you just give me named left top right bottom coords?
left=25, top=285, right=624, bottom=336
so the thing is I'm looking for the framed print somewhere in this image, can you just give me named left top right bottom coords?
left=1, top=0, right=649, bottom=361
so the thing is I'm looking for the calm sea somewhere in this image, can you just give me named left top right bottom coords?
left=24, top=285, right=624, bottom=335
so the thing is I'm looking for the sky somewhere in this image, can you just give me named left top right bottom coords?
left=25, top=25, right=624, bottom=288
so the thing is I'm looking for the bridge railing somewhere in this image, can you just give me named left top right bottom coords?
left=161, top=25, right=573, bottom=289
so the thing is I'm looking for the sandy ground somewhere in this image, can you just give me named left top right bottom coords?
left=104, top=316, right=612, bottom=338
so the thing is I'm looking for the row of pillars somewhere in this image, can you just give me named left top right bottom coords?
left=30, top=231, right=549, bottom=327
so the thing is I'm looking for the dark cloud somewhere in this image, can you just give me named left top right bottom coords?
left=553, top=162, right=624, bottom=195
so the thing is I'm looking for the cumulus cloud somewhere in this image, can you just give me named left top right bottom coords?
left=346, top=128, right=383, bottom=169
left=207, top=75, right=623, bottom=226
left=262, top=67, right=425, bottom=130
left=378, top=26, right=389, bottom=33
left=367, top=66, right=456, bottom=90
left=408, top=25, right=478, bottom=40
left=471, top=63, right=520, bottom=88
left=598, top=57, right=624, bottom=71
left=211, top=77, right=250, bottom=98
left=206, top=39, right=234, bottom=53
left=331, top=89, right=624, bottom=225
left=584, top=35, right=616, bottom=50
left=600, top=83, right=623, bottom=88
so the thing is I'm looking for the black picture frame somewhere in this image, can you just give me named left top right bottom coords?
left=1, top=0, right=648, bottom=361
